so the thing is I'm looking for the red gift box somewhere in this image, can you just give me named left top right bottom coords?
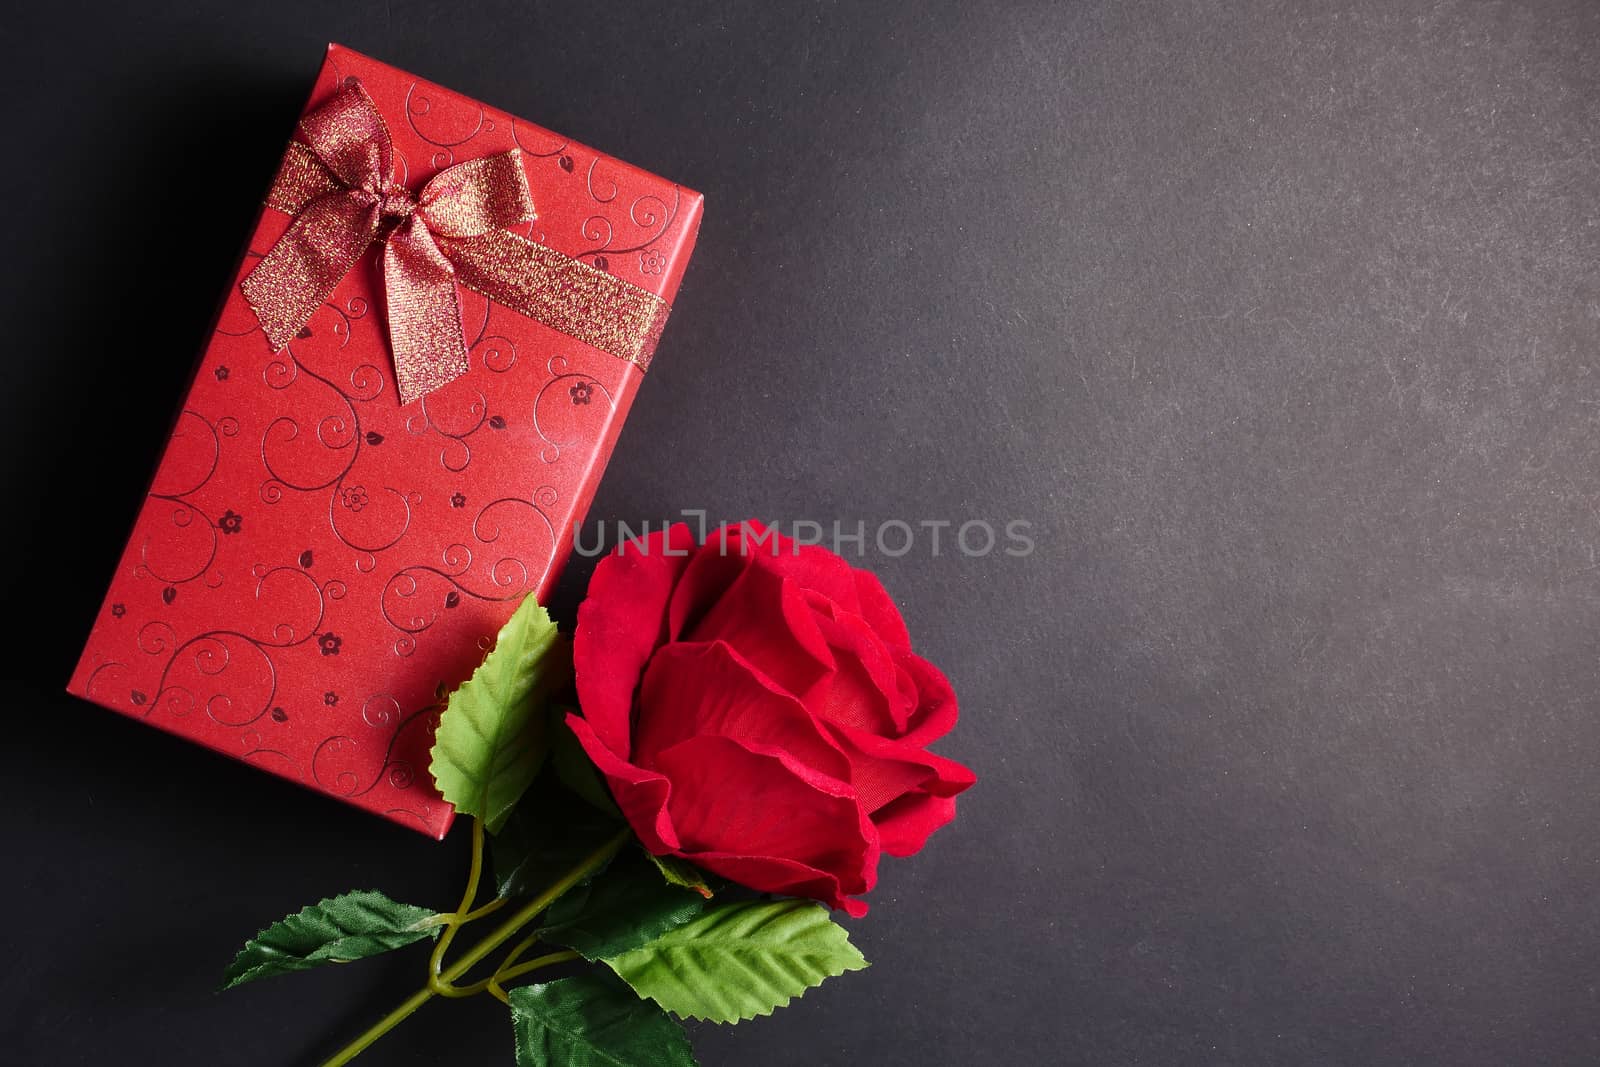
left=66, top=44, right=703, bottom=838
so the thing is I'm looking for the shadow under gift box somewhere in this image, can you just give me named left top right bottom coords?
left=65, top=44, right=703, bottom=839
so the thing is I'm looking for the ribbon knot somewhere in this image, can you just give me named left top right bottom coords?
left=241, top=81, right=538, bottom=404
left=378, top=181, right=416, bottom=220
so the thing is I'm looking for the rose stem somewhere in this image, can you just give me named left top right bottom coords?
left=426, top=817, right=492, bottom=989
left=319, top=826, right=632, bottom=1067
left=493, top=950, right=580, bottom=987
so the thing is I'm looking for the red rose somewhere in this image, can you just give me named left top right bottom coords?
left=568, top=522, right=975, bottom=916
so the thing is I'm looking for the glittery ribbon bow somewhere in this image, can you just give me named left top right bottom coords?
left=242, top=80, right=669, bottom=404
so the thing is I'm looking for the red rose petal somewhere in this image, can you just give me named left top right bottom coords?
left=833, top=724, right=976, bottom=796
left=852, top=570, right=912, bottom=650
left=633, top=640, right=852, bottom=782
left=686, top=851, right=872, bottom=917
left=565, top=712, right=681, bottom=853
left=823, top=719, right=975, bottom=830
left=807, top=605, right=909, bottom=734
left=823, top=731, right=937, bottom=815
left=872, top=792, right=960, bottom=859
left=651, top=734, right=876, bottom=889
left=894, top=652, right=960, bottom=745
left=776, top=541, right=864, bottom=613
left=667, top=527, right=757, bottom=639
left=671, top=523, right=866, bottom=635
left=574, top=522, right=698, bottom=757
left=682, top=556, right=835, bottom=699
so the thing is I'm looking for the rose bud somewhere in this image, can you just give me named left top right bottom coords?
left=568, top=521, right=975, bottom=916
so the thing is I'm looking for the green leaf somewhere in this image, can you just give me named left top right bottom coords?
left=221, top=890, right=441, bottom=990
left=604, top=900, right=868, bottom=1023
left=550, top=709, right=620, bottom=816
left=491, top=770, right=624, bottom=900
left=646, top=853, right=719, bottom=899
left=430, top=595, right=568, bottom=833
left=540, top=848, right=708, bottom=960
left=510, top=972, right=698, bottom=1067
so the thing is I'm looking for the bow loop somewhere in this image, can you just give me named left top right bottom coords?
left=296, top=82, right=393, bottom=192
left=418, top=150, right=536, bottom=238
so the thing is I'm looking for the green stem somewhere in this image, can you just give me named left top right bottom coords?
left=495, top=932, right=543, bottom=975
left=494, top=950, right=580, bottom=986
left=432, top=974, right=494, bottom=1000
left=320, top=986, right=437, bottom=1067
left=458, top=897, right=508, bottom=923
left=484, top=950, right=580, bottom=1006
left=319, top=827, right=631, bottom=1067
left=428, top=818, right=489, bottom=982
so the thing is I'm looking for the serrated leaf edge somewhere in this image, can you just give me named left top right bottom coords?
left=603, top=900, right=869, bottom=1024
left=428, top=596, right=566, bottom=831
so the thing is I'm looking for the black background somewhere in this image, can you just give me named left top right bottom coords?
left=6, top=2, right=1599, bottom=1064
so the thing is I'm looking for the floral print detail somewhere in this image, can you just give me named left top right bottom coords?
left=219, top=510, right=243, bottom=535
left=639, top=249, right=666, bottom=275
left=110, top=603, right=126, bottom=619
left=323, top=691, right=339, bottom=707
left=450, top=492, right=467, bottom=509
left=214, top=365, right=230, bottom=381
left=340, top=485, right=369, bottom=512
left=570, top=381, right=594, bottom=405
left=318, top=633, right=342, bottom=657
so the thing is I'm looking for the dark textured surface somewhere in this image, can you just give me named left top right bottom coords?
left=6, top=2, right=1600, bottom=1064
